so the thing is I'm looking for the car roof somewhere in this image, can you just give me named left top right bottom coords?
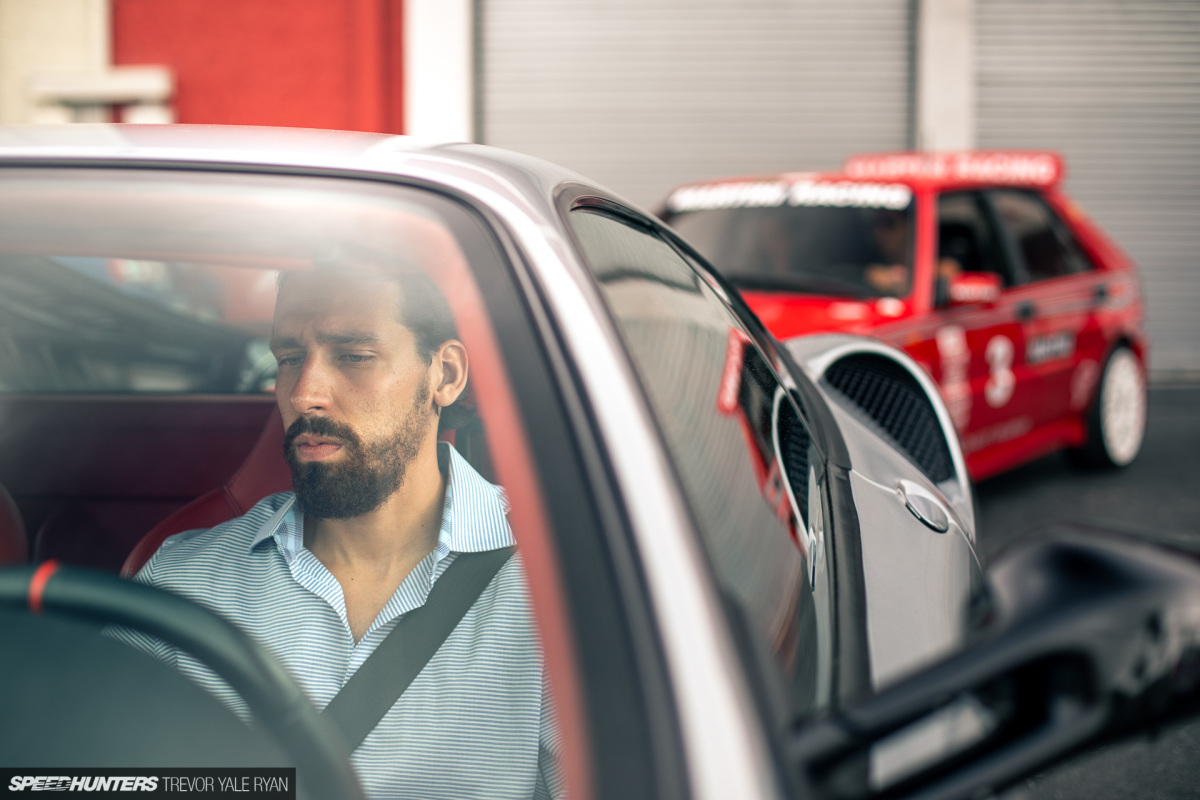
left=0, top=123, right=642, bottom=223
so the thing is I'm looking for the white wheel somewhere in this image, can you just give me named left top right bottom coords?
left=1099, top=348, right=1147, bottom=465
left=1071, top=346, right=1147, bottom=469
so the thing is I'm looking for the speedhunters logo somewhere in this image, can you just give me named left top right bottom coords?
left=8, top=776, right=158, bottom=791
left=1, top=771, right=294, bottom=799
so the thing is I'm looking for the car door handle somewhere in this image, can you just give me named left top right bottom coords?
left=898, top=480, right=950, bottom=533
left=1016, top=301, right=1035, bottom=320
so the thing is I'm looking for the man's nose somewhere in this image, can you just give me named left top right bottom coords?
left=288, top=357, right=332, bottom=414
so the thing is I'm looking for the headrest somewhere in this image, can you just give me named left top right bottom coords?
left=121, top=411, right=290, bottom=577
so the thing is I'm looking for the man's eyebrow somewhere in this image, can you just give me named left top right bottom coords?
left=316, top=330, right=382, bottom=346
left=269, top=331, right=382, bottom=351
left=269, top=335, right=302, bottom=353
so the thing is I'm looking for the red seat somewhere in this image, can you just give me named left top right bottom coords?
left=35, top=502, right=185, bottom=574
left=0, top=482, right=28, bottom=565
left=121, top=412, right=291, bottom=578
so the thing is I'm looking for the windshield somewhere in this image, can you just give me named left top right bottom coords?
left=666, top=188, right=916, bottom=298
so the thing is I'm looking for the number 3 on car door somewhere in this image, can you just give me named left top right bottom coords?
left=984, top=334, right=1015, bottom=408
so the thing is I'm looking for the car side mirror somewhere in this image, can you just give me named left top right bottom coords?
left=788, top=525, right=1200, bottom=800
left=947, top=272, right=1002, bottom=306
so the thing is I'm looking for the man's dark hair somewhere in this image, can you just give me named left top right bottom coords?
left=278, top=261, right=474, bottom=432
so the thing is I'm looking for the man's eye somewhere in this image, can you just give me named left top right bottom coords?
left=340, top=353, right=372, bottom=363
left=276, top=355, right=303, bottom=367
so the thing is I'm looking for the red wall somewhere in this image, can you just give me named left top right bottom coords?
left=113, top=0, right=404, bottom=133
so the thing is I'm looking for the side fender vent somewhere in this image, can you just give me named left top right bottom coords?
left=823, top=354, right=955, bottom=483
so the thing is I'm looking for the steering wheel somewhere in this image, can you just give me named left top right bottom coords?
left=0, top=561, right=365, bottom=800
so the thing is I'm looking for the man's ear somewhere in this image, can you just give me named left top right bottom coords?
left=430, top=340, right=468, bottom=411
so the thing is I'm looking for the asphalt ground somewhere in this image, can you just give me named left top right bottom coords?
left=977, top=385, right=1200, bottom=799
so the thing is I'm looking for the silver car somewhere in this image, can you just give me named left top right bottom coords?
left=0, top=126, right=1196, bottom=800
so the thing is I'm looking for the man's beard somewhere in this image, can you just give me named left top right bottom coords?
left=283, top=380, right=433, bottom=520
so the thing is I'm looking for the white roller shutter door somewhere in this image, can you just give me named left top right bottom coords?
left=977, top=0, right=1200, bottom=378
left=478, top=0, right=912, bottom=210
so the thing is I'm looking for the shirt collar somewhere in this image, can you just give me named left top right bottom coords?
left=249, top=441, right=514, bottom=558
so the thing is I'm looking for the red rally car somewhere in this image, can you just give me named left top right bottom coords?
left=663, top=151, right=1149, bottom=481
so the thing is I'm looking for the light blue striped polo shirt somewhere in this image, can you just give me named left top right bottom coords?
left=113, top=444, right=562, bottom=800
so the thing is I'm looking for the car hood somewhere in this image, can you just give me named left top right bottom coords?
left=740, top=289, right=913, bottom=341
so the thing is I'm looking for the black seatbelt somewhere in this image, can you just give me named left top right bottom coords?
left=322, top=546, right=516, bottom=751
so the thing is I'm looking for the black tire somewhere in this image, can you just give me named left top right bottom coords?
left=1068, top=345, right=1147, bottom=469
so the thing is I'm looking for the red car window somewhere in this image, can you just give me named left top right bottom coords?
left=988, top=190, right=1095, bottom=282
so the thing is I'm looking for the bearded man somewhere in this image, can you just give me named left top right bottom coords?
left=115, top=268, right=562, bottom=800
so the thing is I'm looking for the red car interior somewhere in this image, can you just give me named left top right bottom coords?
left=0, top=392, right=497, bottom=577
left=120, top=409, right=290, bottom=577
left=0, top=395, right=276, bottom=573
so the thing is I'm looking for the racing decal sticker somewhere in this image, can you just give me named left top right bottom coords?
left=935, top=325, right=971, bottom=430
left=667, top=181, right=787, bottom=212
left=667, top=180, right=911, bottom=212
left=984, top=335, right=1016, bottom=408
left=1026, top=332, right=1075, bottom=364
left=843, top=151, right=1062, bottom=187
left=786, top=181, right=911, bottom=210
